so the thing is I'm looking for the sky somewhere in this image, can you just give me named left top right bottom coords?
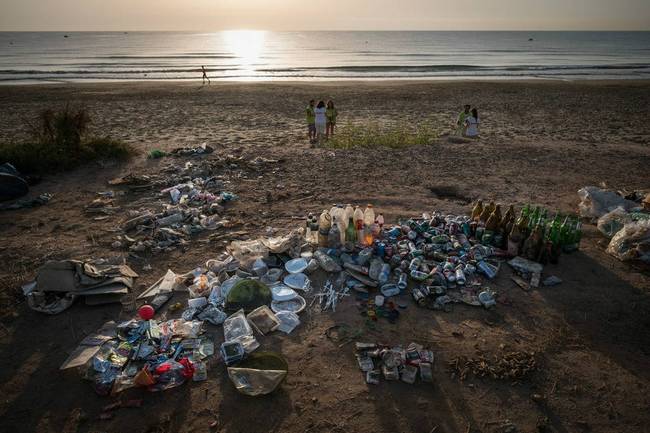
left=0, top=0, right=649, bottom=31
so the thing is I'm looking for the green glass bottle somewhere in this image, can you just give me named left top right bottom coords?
left=528, top=206, right=540, bottom=230
left=559, top=216, right=570, bottom=247
left=345, top=216, right=357, bottom=244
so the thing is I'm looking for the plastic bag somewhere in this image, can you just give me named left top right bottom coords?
left=149, top=358, right=193, bottom=392
left=260, top=229, right=304, bottom=257
left=606, top=220, right=650, bottom=263
left=275, top=311, right=300, bottom=334
left=578, top=186, right=637, bottom=219
left=205, top=255, right=239, bottom=274
left=196, top=304, right=227, bottom=326
left=246, top=305, right=280, bottom=335
left=597, top=207, right=632, bottom=238
left=226, top=352, right=288, bottom=396
left=228, top=239, right=268, bottom=266
left=223, top=309, right=259, bottom=353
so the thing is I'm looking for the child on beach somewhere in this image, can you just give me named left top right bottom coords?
left=314, top=100, right=327, bottom=144
left=326, top=100, right=338, bottom=138
left=306, top=100, right=316, bottom=143
left=464, top=108, right=480, bottom=138
left=456, top=104, right=471, bottom=135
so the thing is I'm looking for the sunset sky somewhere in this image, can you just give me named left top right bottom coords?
left=1, top=0, right=649, bottom=31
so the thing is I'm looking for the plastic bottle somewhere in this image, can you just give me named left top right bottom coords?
left=397, top=273, right=408, bottom=290
left=378, top=263, right=391, bottom=284
left=328, top=217, right=342, bottom=249
left=305, top=213, right=314, bottom=242
left=309, top=217, right=320, bottom=244
left=344, top=204, right=354, bottom=225
left=318, top=210, right=331, bottom=247
left=363, top=204, right=375, bottom=227
left=368, top=258, right=383, bottom=281
left=329, top=204, right=338, bottom=219
left=353, top=206, right=364, bottom=242
left=314, top=250, right=342, bottom=273
left=336, top=205, right=347, bottom=244
left=376, top=213, right=385, bottom=229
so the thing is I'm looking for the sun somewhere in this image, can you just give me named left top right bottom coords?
left=221, top=30, right=266, bottom=75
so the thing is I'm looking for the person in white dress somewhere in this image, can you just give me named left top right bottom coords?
left=464, top=108, right=480, bottom=138
left=314, top=100, right=327, bottom=145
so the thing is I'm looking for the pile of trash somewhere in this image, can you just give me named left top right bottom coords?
left=109, top=173, right=237, bottom=254
left=24, top=258, right=138, bottom=314
left=58, top=229, right=305, bottom=396
left=117, top=176, right=237, bottom=254
left=47, top=198, right=592, bottom=396
left=304, top=201, right=582, bottom=317
left=147, top=143, right=215, bottom=159
left=355, top=342, right=435, bottom=385
left=579, top=186, right=650, bottom=263
left=60, top=317, right=213, bottom=396
left=448, top=351, right=537, bottom=381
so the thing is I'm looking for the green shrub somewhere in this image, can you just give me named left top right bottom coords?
left=326, top=122, right=441, bottom=149
left=0, top=106, right=135, bottom=173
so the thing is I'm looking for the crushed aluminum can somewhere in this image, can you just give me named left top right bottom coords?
left=355, top=342, right=376, bottom=351
left=401, top=365, right=418, bottom=384
left=357, top=355, right=374, bottom=372
left=382, top=365, right=399, bottom=381
left=419, top=362, right=433, bottom=383
left=366, top=370, right=381, bottom=385
left=419, top=350, right=434, bottom=364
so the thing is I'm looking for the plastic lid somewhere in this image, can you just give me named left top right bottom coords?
left=367, top=204, right=373, bottom=207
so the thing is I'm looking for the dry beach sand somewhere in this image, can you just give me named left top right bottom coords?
left=0, top=80, right=649, bottom=433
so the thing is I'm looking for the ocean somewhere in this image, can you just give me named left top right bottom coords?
left=0, top=31, right=649, bottom=83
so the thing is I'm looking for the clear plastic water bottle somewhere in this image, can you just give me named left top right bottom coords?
left=378, top=263, right=391, bottom=284
left=363, top=204, right=375, bottom=227
left=397, top=273, right=408, bottom=290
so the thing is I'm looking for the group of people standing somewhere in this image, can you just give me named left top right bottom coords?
left=306, top=99, right=338, bottom=144
left=304, top=100, right=479, bottom=144
left=456, top=104, right=480, bottom=138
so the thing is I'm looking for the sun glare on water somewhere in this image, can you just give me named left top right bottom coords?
left=221, top=30, right=266, bottom=77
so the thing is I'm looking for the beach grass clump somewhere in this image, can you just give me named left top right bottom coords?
left=0, top=106, right=135, bottom=173
left=326, top=122, right=440, bottom=150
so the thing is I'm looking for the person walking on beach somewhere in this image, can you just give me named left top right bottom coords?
left=464, top=108, right=480, bottom=138
left=314, top=100, right=327, bottom=145
left=456, top=104, right=471, bottom=135
left=306, top=100, right=316, bottom=143
left=326, top=100, right=338, bottom=138
left=201, top=66, right=210, bottom=85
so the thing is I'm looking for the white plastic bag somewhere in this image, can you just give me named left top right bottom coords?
left=578, top=186, right=637, bottom=219
left=275, top=311, right=300, bottom=334
left=227, top=240, right=268, bottom=266
left=606, top=220, right=650, bottom=263
left=597, top=207, right=633, bottom=238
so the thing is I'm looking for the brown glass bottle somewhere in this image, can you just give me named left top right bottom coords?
left=471, top=200, right=483, bottom=222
